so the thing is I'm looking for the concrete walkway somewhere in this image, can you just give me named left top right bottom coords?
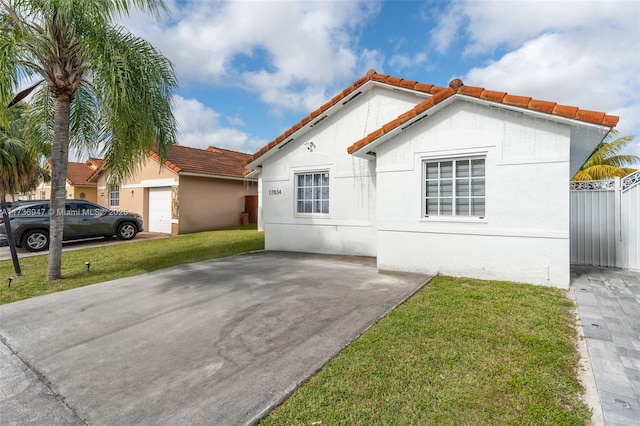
left=0, top=252, right=430, bottom=425
left=570, top=266, right=640, bottom=426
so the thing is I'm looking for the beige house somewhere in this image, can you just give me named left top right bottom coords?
left=35, top=158, right=103, bottom=202
left=90, top=145, right=257, bottom=234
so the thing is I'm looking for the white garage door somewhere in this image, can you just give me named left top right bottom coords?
left=148, top=187, right=172, bottom=233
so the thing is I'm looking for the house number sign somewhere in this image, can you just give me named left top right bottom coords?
left=268, top=189, right=282, bottom=195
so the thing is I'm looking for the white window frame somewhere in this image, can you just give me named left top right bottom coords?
left=295, top=171, right=329, bottom=216
left=423, top=156, right=486, bottom=219
left=109, top=185, right=120, bottom=207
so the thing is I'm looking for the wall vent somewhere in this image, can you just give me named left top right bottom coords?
left=278, top=138, right=295, bottom=149
left=401, top=115, right=427, bottom=131
left=342, top=91, right=362, bottom=106
left=310, top=115, right=328, bottom=127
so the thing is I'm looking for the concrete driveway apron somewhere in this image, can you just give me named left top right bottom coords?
left=0, top=251, right=430, bottom=425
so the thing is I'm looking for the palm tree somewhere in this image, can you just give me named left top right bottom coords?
left=573, top=131, right=638, bottom=181
left=0, top=0, right=177, bottom=280
left=0, top=103, right=49, bottom=202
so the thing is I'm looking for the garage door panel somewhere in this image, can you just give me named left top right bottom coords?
left=149, top=187, right=172, bottom=233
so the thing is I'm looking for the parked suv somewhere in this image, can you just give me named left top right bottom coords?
left=0, top=200, right=144, bottom=252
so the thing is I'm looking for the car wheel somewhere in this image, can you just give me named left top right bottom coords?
left=116, top=222, right=138, bottom=240
left=21, top=229, right=49, bottom=252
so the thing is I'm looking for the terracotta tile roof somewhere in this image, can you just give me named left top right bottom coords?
left=243, top=70, right=619, bottom=164
left=66, top=161, right=100, bottom=186
left=349, top=77, right=620, bottom=154
left=149, top=145, right=252, bottom=179
left=86, top=158, right=103, bottom=170
left=243, top=70, right=448, bottom=167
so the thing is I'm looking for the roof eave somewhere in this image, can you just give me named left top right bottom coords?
left=351, top=94, right=616, bottom=158
left=244, top=169, right=261, bottom=179
left=179, top=171, right=257, bottom=182
left=350, top=97, right=454, bottom=158
left=460, top=95, right=616, bottom=131
left=244, top=79, right=432, bottom=169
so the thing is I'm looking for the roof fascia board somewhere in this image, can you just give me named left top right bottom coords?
left=179, top=172, right=257, bottom=182
left=369, top=80, right=432, bottom=99
left=351, top=97, right=454, bottom=158
left=351, top=94, right=612, bottom=158
left=244, top=80, right=433, bottom=169
left=244, top=169, right=261, bottom=179
left=459, top=95, right=613, bottom=132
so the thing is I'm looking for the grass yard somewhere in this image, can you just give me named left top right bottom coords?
left=262, top=276, right=591, bottom=426
left=0, top=226, right=264, bottom=305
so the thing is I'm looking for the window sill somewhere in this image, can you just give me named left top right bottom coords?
left=420, top=216, right=488, bottom=224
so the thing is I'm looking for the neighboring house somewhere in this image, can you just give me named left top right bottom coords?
left=90, top=145, right=257, bottom=234
left=244, top=70, right=618, bottom=288
left=35, top=158, right=103, bottom=202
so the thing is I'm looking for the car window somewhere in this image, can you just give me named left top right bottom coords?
left=75, top=202, right=103, bottom=216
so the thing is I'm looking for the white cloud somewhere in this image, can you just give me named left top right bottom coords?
left=431, top=0, right=635, bottom=55
left=463, top=31, right=639, bottom=133
left=428, top=1, right=640, bottom=138
left=429, top=6, right=464, bottom=54
left=389, top=52, right=427, bottom=70
left=120, top=0, right=381, bottom=113
left=172, top=96, right=265, bottom=153
left=226, top=116, right=246, bottom=127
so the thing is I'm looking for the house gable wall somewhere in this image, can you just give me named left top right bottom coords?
left=375, top=100, right=572, bottom=287
left=177, top=175, right=257, bottom=233
left=96, top=156, right=179, bottom=230
left=261, top=86, right=424, bottom=255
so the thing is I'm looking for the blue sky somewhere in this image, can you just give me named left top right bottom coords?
left=120, top=0, right=640, bottom=160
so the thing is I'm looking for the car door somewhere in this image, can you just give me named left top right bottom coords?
left=62, top=202, right=84, bottom=238
left=71, top=202, right=113, bottom=237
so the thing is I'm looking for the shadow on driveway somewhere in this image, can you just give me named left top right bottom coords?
left=0, top=251, right=431, bottom=425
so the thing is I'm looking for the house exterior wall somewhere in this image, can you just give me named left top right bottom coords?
left=177, top=175, right=257, bottom=233
left=67, top=185, right=97, bottom=202
left=96, top=157, right=179, bottom=232
left=375, top=101, right=572, bottom=287
left=35, top=183, right=97, bottom=202
left=261, top=86, right=424, bottom=256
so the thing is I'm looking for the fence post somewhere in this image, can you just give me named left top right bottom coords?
left=614, top=177, right=624, bottom=268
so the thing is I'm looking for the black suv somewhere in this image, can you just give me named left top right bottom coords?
left=0, top=200, right=144, bottom=252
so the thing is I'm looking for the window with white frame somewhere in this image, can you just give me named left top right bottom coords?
left=109, top=185, right=120, bottom=207
left=296, top=172, right=329, bottom=214
left=424, top=157, right=485, bottom=217
left=40, top=190, right=46, bottom=200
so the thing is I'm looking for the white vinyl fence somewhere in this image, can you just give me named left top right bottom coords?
left=570, top=170, right=640, bottom=270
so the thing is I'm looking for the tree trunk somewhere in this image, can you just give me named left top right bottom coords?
left=47, top=95, right=71, bottom=281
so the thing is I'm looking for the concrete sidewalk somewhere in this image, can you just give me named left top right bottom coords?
left=0, top=252, right=430, bottom=425
left=570, top=266, right=640, bottom=426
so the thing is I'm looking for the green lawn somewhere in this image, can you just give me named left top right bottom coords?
left=0, top=226, right=264, bottom=305
left=262, top=276, right=590, bottom=426
left=1, top=234, right=590, bottom=425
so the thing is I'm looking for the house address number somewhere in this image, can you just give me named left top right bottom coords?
left=269, top=189, right=282, bottom=195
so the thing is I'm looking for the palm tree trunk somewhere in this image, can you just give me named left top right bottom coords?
left=47, top=95, right=71, bottom=281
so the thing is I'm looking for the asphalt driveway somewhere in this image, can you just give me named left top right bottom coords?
left=0, top=251, right=430, bottom=425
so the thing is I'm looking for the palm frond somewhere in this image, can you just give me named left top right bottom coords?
left=575, top=132, right=639, bottom=180
left=88, top=24, right=177, bottom=183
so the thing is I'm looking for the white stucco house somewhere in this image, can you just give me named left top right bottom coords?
left=244, top=70, right=618, bottom=288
